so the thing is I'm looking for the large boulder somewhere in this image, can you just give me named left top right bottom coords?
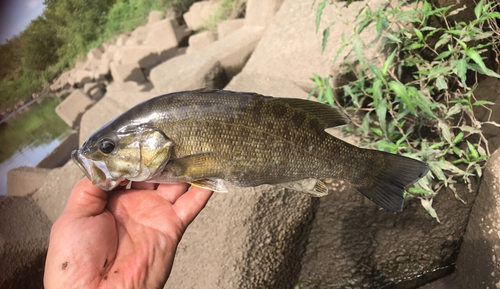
left=125, top=26, right=149, bottom=46
left=245, top=0, right=285, bottom=27
left=420, top=149, right=500, bottom=288
left=217, top=18, right=245, bottom=38
left=148, top=10, right=163, bottom=25
left=109, top=62, right=146, bottom=83
left=55, top=89, right=95, bottom=128
left=183, top=1, right=219, bottom=30
left=186, top=31, right=218, bottom=54
left=83, top=82, right=106, bottom=100
left=73, top=69, right=94, bottom=85
left=119, top=46, right=160, bottom=68
left=37, top=131, right=79, bottom=169
left=472, top=77, right=500, bottom=152
left=243, top=0, right=387, bottom=91
left=0, top=196, right=52, bottom=289
left=149, top=53, right=227, bottom=94
left=7, top=167, right=51, bottom=196
left=142, top=18, right=190, bottom=61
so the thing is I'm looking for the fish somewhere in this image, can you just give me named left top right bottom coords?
left=72, top=89, right=429, bottom=212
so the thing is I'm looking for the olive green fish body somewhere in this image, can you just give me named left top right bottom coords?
left=73, top=89, right=429, bottom=212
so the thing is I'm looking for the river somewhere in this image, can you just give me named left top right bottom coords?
left=0, top=97, right=72, bottom=195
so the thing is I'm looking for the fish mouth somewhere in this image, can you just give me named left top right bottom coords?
left=71, top=150, right=123, bottom=191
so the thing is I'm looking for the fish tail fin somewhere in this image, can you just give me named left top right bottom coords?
left=353, top=151, right=429, bottom=212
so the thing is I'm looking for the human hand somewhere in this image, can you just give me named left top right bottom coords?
left=44, top=178, right=213, bottom=289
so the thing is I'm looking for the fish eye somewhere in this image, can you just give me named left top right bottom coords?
left=99, top=139, right=115, bottom=154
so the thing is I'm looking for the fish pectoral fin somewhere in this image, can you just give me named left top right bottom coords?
left=189, top=178, right=228, bottom=193
left=277, top=179, right=329, bottom=197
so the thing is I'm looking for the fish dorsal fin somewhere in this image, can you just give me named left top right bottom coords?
left=272, top=98, right=351, bottom=128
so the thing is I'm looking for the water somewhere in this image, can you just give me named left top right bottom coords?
left=0, top=97, right=71, bottom=195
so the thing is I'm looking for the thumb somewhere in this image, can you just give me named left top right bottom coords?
left=62, top=178, right=108, bottom=218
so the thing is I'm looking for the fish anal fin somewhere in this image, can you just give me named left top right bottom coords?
left=189, top=179, right=228, bottom=192
left=278, top=178, right=329, bottom=197
left=272, top=98, right=351, bottom=128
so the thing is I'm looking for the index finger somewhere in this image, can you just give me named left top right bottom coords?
left=172, top=186, right=213, bottom=226
left=62, top=178, right=108, bottom=218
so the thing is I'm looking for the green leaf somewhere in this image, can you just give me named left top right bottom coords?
left=382, top=49, right=397, bottom=76
left=388, top=81, right=416, bottom=114
left=371, top=127, right=383, bottom=136
left=452, top=146, right=462, bottom=157
left=473, top=100, right=494, bottom=106
left=316, top=1, right=326, bottom=33
left=368, top=62, right=384, bottom=82
left=308, top=84, right=319, bottom=100
left=467, top=141, right=479, bottom=160
left=372, top=80, right=382, bottom=107
left=459, top=125, right=481, bottom=134
left=435, top=34, right=451, bottom=49
left=475, top=0, right=484, bottom=19
left=467, top=49, right=488, bottom=71
left=475, top=163, right=482, bottom=178
left=467, top=63, right=500, bottom=78
left=455, top=58, right=467, bottom=85
left=321, top=26, right=331, bottom=53
left=454, top=131, right=464, bottom=144
left=436, top=77, right=448, bottom=90
left=403, top=43, right=424, bottom=51
left=435, top=51, right=451, bottom=60
left=447, top=103, right=463, bottom=118
left=421, top=198, right=440, bottom=223
left=325, top=85, right=335, bottom=107
left=413, top=27, right=423, bottom=41
left=353, top=36, right=365, bottom=65
left=385, top=33, right=402, bottom=43
left=362, top=112, right=371, bottom=137
left=376, top=98, right=387, bottom=136
left=332, top=43, right=347, bottom=65
left=408, top=187, right=435, bottom=195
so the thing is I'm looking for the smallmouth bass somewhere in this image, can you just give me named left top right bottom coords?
left=72, top=89, right=429, bottom=212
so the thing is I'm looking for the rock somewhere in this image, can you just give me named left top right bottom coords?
left=31, top=160, right=84, bottom=223
left=87, top=48, right=102, bottom=60
left=148, top=10, right=163, bottom=25
left=142, top=18, right=190, bottom=61
left=119, top=46, right=160, bottom=68
left=243, top=0, right=386, bottom=92
left=472, top=77, right=500, bottom=152
left=55, top=90, right=95, bottom=128
left=245, top=0, right=285, bottom=27
left=93, top=60, right=110, bottom=82
left=37, top=131, right=79, bottom=169
left=83, top=82, right=106, bottom=100
left=217, top=18, right=245, bottom=38
left=115, top=34, right=128, bottom=46
left=186, top=31, right=218, bottom=54
left=6, top=167, right=51, bottom=196
left=165, top=185, right=316, bottom=289
left=105, top=45, right=120, bottom=62
left=0, top=196, right=51, bottom=289
left=74, top=59, right=86, bottom=70
left=73, top=69, right=94, bottom=85
left=183, top=1, right=219, bottom=30
left=109, top=62, right=146, bottom=83
left=420, top=149, right=500, bottom=289
left=150, top=52, right=227, bottom=94
left=206, top=25, right=265, bottom=78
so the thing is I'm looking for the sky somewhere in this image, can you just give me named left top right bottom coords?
left=0, top=0, right=46, bottom=44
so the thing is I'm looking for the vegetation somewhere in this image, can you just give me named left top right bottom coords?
left=0, top=97, right=71, bottom=163
left=202, top=0, right=246, bottom=30
left=311, top=0, right=500, bottom=220
left=0, top=0, right=195, bottom=114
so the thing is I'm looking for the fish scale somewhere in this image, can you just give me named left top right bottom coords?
left=72, top=89, right=429, bottom=212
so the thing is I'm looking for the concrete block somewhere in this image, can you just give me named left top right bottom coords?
left=6, top=167, right=51, bottom=196
left=105, top=45, right=120, bottom=62
left=115, top=34, right=128, bottom=46
left=87, top=48, right=102, bottom=60
left=55, top=90, right=95, bottom=128
left=83, top=82, right=106, bottom=100
left=73, top=69, right=94, bottom=85
left=217, top=18, right=245, bottom=38
left=187, top=31, right=218, bottom=54
left=205, top=25, right=264, bottom=78
left=74, top=59, right=86, bottom=70
left=148, top=10, right=163, bottom=25
left=119, top=46, right=160, bottom=68
left=31, top=160, right=84, bottom=223
left=245, top=0, right=285, bottom=27
left=93, top=60, right=110, bottom=81
left=109, top=62, right=146, bottom=83
left=0, top=196, right=51, bottom=288
left=143, top=18, right=190, bottom=57
left=37, top=131, right=79, bottom=169
left=149, top=53, right=227, bottom=94
left=183, top=1, right=218, bottom=30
